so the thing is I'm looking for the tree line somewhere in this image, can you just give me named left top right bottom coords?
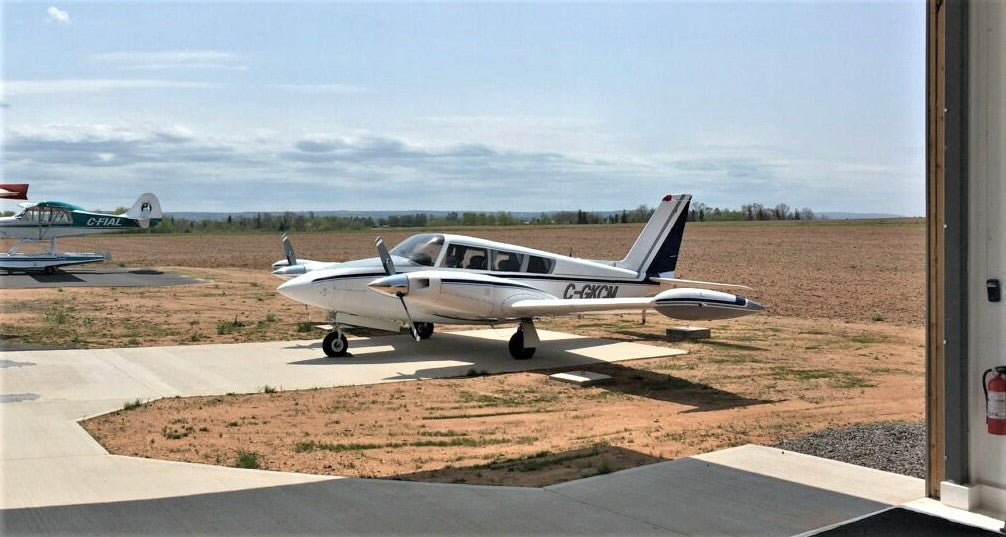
left=0, top=201, right=815, bottom=234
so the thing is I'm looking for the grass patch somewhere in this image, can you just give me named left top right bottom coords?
left=216, top=319, right=246, bottom=335
left=296, top=322, right=315, bottom=333
left=122, top=398, right=144, bottom=411
left=234, top=450, right=262, bottom=469
left=294, top=436, right=509, bottom=453
left=422, top=409, right=557, bottom=420
left=262, top=385, right=277, bottom=394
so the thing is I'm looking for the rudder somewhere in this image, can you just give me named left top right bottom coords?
left=614, top=194, right=691, bottom=278
left=125, top=193, right=162, bottom=228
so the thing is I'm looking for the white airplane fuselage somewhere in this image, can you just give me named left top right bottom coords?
left=278, top=245, right=658, bottom=325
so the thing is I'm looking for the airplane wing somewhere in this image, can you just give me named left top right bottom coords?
left=508, top=297, right=653, bottom=316
left=365, top=270, right=764, bottom=323
left=508, top=288, right=762, bottom=321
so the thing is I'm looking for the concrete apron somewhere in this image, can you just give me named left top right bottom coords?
left=1, top=331, right=927, bottom=536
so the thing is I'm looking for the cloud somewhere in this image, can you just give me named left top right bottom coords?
left=2, top=79, right=217, bottom=96
left=45, top=6, right=70, bottom=25
left=91, top=50, right=245, bottom=70
left=2, top=122, right=924, bottom=214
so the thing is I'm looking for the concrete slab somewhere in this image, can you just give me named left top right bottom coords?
left=694, top=445, right=924, bottom=505
left=549, top=370, right=613, bottom=387
left=0, top=267, right=203, bottom=290
left=1, top=330, right=680, bottom=511
left=665, top=325, right=711, bottom=342
left=1, top=332, right=932, bottom=536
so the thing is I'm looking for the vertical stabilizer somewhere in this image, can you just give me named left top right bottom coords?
left=614, top=194, right=691, bottom=278
left=125, top=193, right=162, bottom=228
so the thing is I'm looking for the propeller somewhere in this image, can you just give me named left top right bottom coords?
left=283, top=234, right=297, bottom=266
left=374, top=237, right=420, bottom=341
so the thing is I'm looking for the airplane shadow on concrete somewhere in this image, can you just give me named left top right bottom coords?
left=286, top=332, right=776, bottom=412
left=388, top=444, right=668, bottom=487
left=27, top=272, right=85, bottom=283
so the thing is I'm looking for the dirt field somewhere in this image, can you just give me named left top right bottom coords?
left=4, top=220, right=927, bottom=486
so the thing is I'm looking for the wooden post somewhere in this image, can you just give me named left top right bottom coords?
left=925, top=0, right=946, bottom=499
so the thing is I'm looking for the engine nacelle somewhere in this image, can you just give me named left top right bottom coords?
left=652, top=287, right=763, bottom=321
left=369, top=270, right=554, bottom=320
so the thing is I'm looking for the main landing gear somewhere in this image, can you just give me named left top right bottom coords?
left=508, top=319, right=539, bottom=360
left=414, top=322, right=435, bottom=340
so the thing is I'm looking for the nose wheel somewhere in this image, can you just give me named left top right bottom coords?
left=322, top=330, right=349, bottom=357
left=508, top=319, right=539, bottom=360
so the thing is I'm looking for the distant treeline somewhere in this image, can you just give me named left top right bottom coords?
left=0, top=202, right=815, bottom=234
left=144, top=202, right=814, bottom=234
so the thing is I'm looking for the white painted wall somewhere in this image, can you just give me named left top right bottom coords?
left=967, top=0, right=1006, bottom=513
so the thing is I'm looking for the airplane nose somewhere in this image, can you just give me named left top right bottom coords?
left=745, top=298, right=765, bottom=312
left=368, top=273, right=409, bottom=297
left=277, top=276, right=311, bottom=301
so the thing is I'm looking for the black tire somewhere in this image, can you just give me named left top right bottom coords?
left=414, top=322, right=434, bottom=340
left=508, top=330, right=536, bottom=360
left=44, top=266, right=56, bottom=275
left=322, top=331, right=349, bottom=357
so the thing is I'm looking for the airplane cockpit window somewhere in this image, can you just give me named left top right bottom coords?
left=440, top=243, right=488, bottom=270
left=389, top=234, right=444, bottom=267
left=527, top=255, right=554, bottom=274
left=492, top=250, right=525, bottom=272
left=20, top=206, right=71, bottom=224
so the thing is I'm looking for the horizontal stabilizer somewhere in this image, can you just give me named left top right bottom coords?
left=652, top=277, right=753, bottom=291
left=0, top=184, right=29, bottom=200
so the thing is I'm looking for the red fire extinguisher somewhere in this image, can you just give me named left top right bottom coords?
left=984, top=366, right=1006, bottom=435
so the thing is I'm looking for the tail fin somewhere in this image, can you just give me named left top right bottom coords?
left=125, top=193, right=162, bottom=228
left=0, top=184, right=29, bottom=200
left=614, top=194, right=691, bottom=278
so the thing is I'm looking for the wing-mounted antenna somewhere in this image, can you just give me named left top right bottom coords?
left=374, top=236, right=419, bottom=341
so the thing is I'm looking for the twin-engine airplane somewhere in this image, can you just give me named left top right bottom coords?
left=276, top=194, right=765, bottom=360
left=0, top=191, right=162, bottom=273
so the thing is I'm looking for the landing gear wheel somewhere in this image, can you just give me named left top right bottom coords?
left=322, top=331, right=349, bottom=357
left=414, top=322, right=434, bottom=340
left=508, top=329, right=536, bottom=360
left=44, top=266, right=56, bottom=275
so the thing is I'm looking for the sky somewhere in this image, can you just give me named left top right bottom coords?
left=1, top=1, right=926, bottom=214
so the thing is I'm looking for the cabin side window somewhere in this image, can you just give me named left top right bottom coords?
left=491, top=250, right=525, bottom=272
left=441, top=244, right=488, bottom=270
left=526, top=255, right=554, bottom=274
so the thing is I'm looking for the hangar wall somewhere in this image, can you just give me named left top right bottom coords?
left=964, top=0, right=1006, bottom=512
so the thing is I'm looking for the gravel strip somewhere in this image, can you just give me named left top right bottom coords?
left=773, top=421, right=926, bottom=479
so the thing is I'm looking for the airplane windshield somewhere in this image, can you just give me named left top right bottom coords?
left=389, top=234, right=444, bottom=267
left=20, top=206, right=72, bottom=224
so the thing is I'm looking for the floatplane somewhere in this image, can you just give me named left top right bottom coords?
left=275, top=194, right=764, bottom=359
left=0, top=188, right=162, bottom=274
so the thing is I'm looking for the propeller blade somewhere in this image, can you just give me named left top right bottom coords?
left=282, top=234, right=297, bottom=266
left=376, top=236, right=396, bottom=275
left=399, top=296, right=420, bottom=341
